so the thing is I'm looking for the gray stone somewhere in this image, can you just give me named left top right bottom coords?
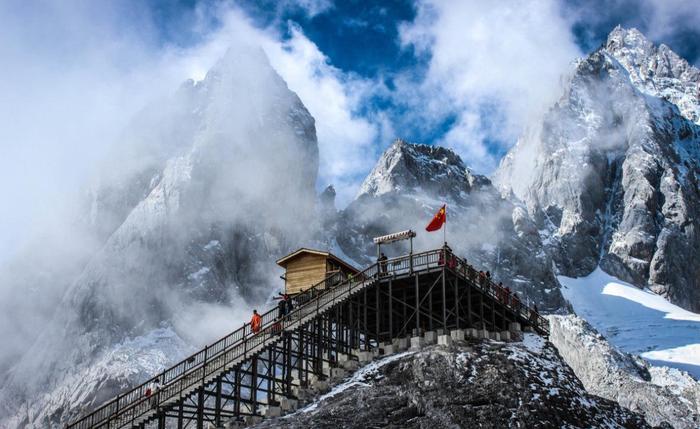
left=423, top=331, right=437, bottom=345
left=509, top=322, right=522, bottom=333
left=437, top=335, right=453, bottom=346
left=244, top=415, right=263, bottom=425
left=280, top=397, right=299, bottom=411
left=312, top=380, right=329, bottom=392
left=330, top=368, right=347, bottom=379
left=450, top=329, right=465, bottom=341
left=342, top=360, right=360, bottom=371
left=357, top=351, right=373, bottom=363
left=265, top=406, right=282, bottom=418
left=395, top=337, right=409, bottom=350
left=410, top=336, right=425, bottom=350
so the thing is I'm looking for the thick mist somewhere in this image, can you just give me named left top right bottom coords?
left=0, top=27, right=326, bottom=429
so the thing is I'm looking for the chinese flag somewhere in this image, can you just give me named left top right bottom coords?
left=425, top=204, right=446, bottom=232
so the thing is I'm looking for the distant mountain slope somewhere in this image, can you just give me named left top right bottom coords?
left=495, top=26, right=700, bottom=312
left=0, top=45, right=319, bottom=428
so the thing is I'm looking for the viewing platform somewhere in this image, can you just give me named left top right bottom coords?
left=67, top=246, right=548, bottom=429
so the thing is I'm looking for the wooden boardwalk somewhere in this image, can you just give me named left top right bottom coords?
left=68, top=248, right=548, bottom=429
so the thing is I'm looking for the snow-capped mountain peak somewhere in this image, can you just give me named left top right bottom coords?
left=603, top=26, right=700, bottom=124
left=357, top=139, right=488, bottom=199
left=495, top=26, right=700, bottom=313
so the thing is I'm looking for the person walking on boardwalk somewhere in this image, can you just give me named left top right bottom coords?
left=378, top=252, right=388, bottom=275
left=285, top=293, right=294, bottom=314
left=530, top=304, right=539, bottom=324
left=147, top=378, right=161, bottom=410
left=251, top=309, right=262, bottom=334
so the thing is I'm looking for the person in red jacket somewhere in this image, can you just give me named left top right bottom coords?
left=251, top=309, right=262, bottom=334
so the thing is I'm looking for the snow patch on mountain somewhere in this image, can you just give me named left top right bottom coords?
left=1, top=327, right=193, bottom=428
left=558, top=267, right=700, bottom=379
left=549, top=314, right=700, bottom=428
left=605, top=26, right=700, bottom=125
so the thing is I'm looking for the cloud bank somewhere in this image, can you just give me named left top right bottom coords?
left=398, top=0, right=582, bottom=171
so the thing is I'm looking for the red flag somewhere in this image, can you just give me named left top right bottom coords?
left=425, top=204, right=446, bottom=232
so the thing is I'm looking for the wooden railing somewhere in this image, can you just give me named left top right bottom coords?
left=67, top=248, right=548, bottom=429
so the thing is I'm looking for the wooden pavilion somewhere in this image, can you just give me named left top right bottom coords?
left=276, top=248, right=359, bottom=295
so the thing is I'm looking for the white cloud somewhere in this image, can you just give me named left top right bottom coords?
left=261, top=24, right=380, bottom=206
left=399, top=0, right=582, bottom=172
left=0, top=2, right=385, bottom=266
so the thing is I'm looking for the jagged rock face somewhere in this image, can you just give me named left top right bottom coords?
left=257, top=338, right=653, bottom=428
left=495, top=27, right=700, bottom=312
left=358, top=140, right=489, bottom=198
left=0, top=46, right=319, bottom=428
left=549, top=315, right=700, bottom=428
left=335, top=139, right=566, bottom=312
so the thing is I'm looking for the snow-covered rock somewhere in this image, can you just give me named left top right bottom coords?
left=495, top=26, right=700, bottom=313
left=256, top=337, right=652, bottom=428
left=549, top=314, right=700, bottom=428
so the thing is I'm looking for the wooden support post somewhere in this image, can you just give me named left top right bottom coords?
left=267, top=347, right=273, bottom=402
left=251, top=357, right=258, bottom=415
left=363, top=288, right=368, bottom=350
left=285, top=334, right=292, bottom=395
left=348, top=300, right=353, bottom=350
left=375, top=282, right=380, bottom=345
left=196, top=389, right=204, bottom=429
left=442, top=270, right=447, bottom=330
left=403, top=286, right=407, bottom=335
left=429, top=281, right=434, bottom=331
left=234, top=366, right=241, bottom=417
left=214, top=378, right=222, bottom=427
left=480, top=293, right=485, bottom=330
left=177, top=401, right=184, bottom=429
left=415, top=274, right=420, bottom=332
left=467, top=287, right=472, bottom=327
left=491, top=298, right=496, bottom=331
left=389, top=278, right=393, bottom=339
left=454, top=274, right=459, bottom=329
left=297, top=326, right=304, bottom=385
left=316, top=318, right=322, bottom=373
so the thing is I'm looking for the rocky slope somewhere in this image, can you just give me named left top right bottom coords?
left=495, top=26, right=700, bottom=312
left=0, top=45, right=319, bottom=428
left=549, top=315, right=700, bottom=428
left=330, top=139, right=566, bottom=312
left=257, top=335, right=654, bottom=428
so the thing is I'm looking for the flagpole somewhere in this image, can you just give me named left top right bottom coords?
left=443, top=204, right=447, bottom=246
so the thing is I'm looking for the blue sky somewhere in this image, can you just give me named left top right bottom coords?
left=138, top=0, right=699, bottom=187
left=0, top=0, right=698, bottom=261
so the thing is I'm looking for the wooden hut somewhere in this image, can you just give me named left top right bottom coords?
left=276, top=248, right=359, bottom=295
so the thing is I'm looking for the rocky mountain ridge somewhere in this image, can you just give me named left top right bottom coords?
left=495, top=26, right=700, bottom=312
left=549, top=315, right=700, bottom=428
left=332, top=139, right=566, bottom=313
